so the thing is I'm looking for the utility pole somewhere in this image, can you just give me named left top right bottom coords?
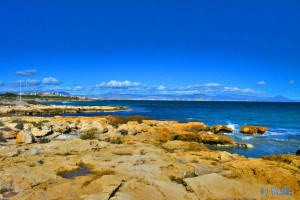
left=19, top=81, right=22, bottom=102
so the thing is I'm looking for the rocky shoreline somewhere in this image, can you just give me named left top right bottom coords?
left=0, top=105, right=127, bottom=116
left=0, top=116, right=299, bottom=199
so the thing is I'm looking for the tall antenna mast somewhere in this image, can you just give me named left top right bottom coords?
left=19, top=81, right=22, bottom=102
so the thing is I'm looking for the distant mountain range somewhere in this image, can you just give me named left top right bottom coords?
left=84, top=93, right=297, bottom=102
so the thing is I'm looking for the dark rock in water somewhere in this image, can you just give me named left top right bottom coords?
left=296, top=150, right=300, bottom=156
left=119, top=129, right=128, bottom=135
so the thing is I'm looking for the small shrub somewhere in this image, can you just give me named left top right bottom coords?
left=80, top=129, right=97, bottom=140
left=0, top=120, right=4, bottom=127
left=26, top=100, right=46, bottom=105
left=106, top=115, right=150, bottom=127
left=38, top=137, right=51, bottom=144
left=0, top=127, right=12, bottom=132
left=0, top=132, right=7, bottom=143
left=12, top=118, right=27, bottom=124
left=109, top=136, right=124, bottom=144
left=15, top=122, right=24, bottom=130
left=106, top=116, right=128, bottom=127
left=0, top=187, right=10, bottom=194
left=31, top=121, right=48, bottom=130
left=127, top=115, right=150, bottom=123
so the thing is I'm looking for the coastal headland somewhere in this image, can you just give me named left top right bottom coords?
left=0, top=115, right=299, bottom=199
left=0, top=105, right=127, bottom=116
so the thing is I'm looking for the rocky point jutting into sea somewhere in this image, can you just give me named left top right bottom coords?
left=0, top=105, right=127, bottom=116
left=0, top=113, right=299, bottom=200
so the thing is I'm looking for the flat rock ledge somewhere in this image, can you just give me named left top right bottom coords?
left=0, top=105, right=127, bottom=116
left=0, top=116, right=299, bottom=199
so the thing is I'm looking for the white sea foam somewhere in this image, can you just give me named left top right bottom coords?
left=226, top=122, right=240, bottom=133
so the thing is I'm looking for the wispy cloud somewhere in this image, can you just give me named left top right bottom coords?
left=15, top=69, right=38, bottom=76
left=74, top=85, right=84, bottom=91
left=223, top=87, right=260, bottom=95
left=42, top=77, right=61, bottom=85
left=96, top=80, right=141, bottom=89
left=157, top=85, right=166, bottom=91
left=204, top=83, right=221, bottom=87
left=257, top=81, right=267, bottom=85
left=289, top=80, right=295, bottom=84
left=26, top=79, right=41, bottom=86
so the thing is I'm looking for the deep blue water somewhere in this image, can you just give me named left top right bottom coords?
left=48, top=100, right=300, bottom=158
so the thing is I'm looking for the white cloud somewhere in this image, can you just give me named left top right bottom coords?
left=223, top=87, right=240, bottom=92
left=204, top=83, right=221, bottom=87
left=74, top=86, right=83, bottom=91
left=157, top=85, right=166, bottom=91
left=223, top=87, right=260, bottom=95
left=42, top=77, right=61, bottom=85
left=289, top=80, right=295, bottom=84
left=26, top=79, right=41, bottom=86
left=96, top=80, right=141, bottom=88
left=15, top=69, right=38, bottom=76
left=257, top=81, right=267, bottom=85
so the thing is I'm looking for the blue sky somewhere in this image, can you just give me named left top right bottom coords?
left=0, top=0, right=299, bottom=99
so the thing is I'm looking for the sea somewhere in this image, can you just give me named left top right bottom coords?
left=48, top=100, right=300, bottom=158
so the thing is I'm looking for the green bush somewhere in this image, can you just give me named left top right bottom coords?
left=80, top=128, right=99, bottom=140
left=26, top=100, right=47, bottom=105
left=15, top=122, right=24, bottom=130
left=31, top=120, right=49, bottom=129
left=12, top=118, right=27, bottom=124
left=38, top=137, right=51, bottom=144
left=109, top=136, right=124, bottom=144
left=0, top=127, right=12, bottom=132
left=0, top=187, right=10, bottom=194
left=0, top=133, right=7, bottom=143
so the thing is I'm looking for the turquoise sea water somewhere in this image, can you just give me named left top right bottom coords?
left=49, top=100, right=300, bottom=158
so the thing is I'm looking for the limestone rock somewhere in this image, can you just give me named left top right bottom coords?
left=162, top=141, right=208, bottom=152
left=218, top=151, right=236, bottom=162
left=240, top=125, right=268, bottom=134
left=30, top=126, right=53, bottom=137
left=1, top=129, right=18, bottom=139
left=212, top=124, right=233, bottom=133
left=194, top=164, right=214, bottom=176
left=235, top=142, right=254, bottom=148
left=183, top=173, right=263, bottom=199
left=51, top=123, right=71, bottom=133
left=16, top=130, right=36, bottom=144
left=199, top=133, right=234, bottom=145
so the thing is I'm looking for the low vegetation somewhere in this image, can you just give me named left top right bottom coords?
left=108, top=136, right=124, bottom=144
left=15, top=122, right=24, bottom=130
left=0, top=127, right=12, bottom=132
left=12, top=118, right=27, bottom=124
left=38, top=137, right=51, bottom=144
left=80, top=128, right=100, bottom=140
left=26, top=100, right=47, bottom=105
left=0, top=132, right=7, bottom=143
left=106, top=115, right=150, bottom=127
left=31, top=120, right=49, bottom=129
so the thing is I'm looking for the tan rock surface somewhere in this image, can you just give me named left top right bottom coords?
left=0, top=116, right=298, bottom=199
left=241, top=125, right=268, bottom=134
